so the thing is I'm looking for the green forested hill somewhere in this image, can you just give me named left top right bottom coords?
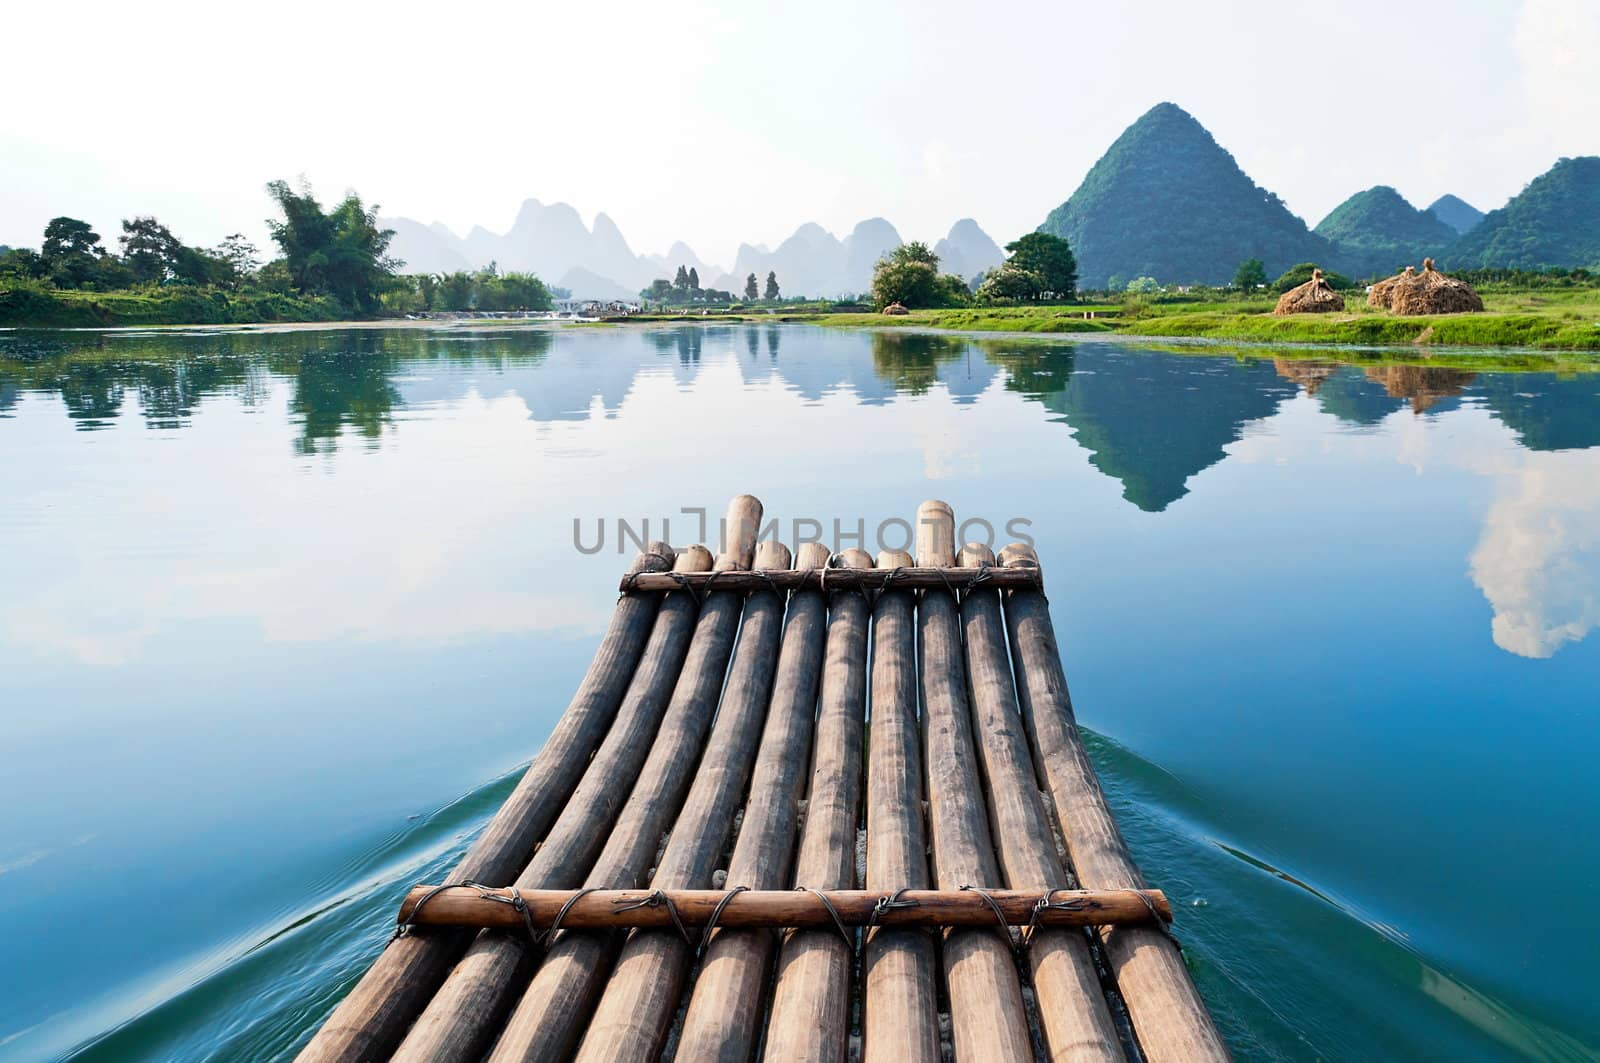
left=1315, top=186, right=1459, bottom=279
left=1446, top=157, right=1600, bottom=270
left=1038, top=103, right=1330, bottom=289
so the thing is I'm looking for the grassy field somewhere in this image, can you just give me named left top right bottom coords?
left=797, top=288, right=1600, bottom=351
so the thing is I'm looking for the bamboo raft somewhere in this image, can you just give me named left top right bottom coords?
left=299, top=496, right=1227, bottom=1062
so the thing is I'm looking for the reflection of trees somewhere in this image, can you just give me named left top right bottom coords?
left=0, top=328, right=555, bottom=449
left=744, top=327, right=760, bottom=361
left=645, top=327, right=703, bottom=365
left=766, top=324, right=781, bottom=361
left=869, top=332, right=968, bottom=395
left=1472, top=375, right=1600, bottom=452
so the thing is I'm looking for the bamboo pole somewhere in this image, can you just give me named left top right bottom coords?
left=860, top=547, right=940, bottom=1063
left=569, top=539, right=792, bottom=1063
left=391, top=544, right=714, bottom=1062
left=764, top=548, right=874, bottom=1063
left=675, top=542, right=833, bottom=1061
left=621, top=567, right=1042, bottom=594
left=296, top=541, right=678, bottom=1063
left=914, top=502, right=1033, bottom=1061
left=999, top=544, right=1229, bottom=1062
left=484, top=498, right=767, bottom=1062
left=398, top=887, right=1172, bottom=930
left=958, top=543, right=1123, bottom=1061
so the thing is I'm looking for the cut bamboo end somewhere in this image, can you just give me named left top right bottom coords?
left=794, top=540, right=832, bottom=571
left=915, top=499, right=955, bottom=567
left=398, top=887, right=1172, bottom=930
left=618, top=567, right=1043, bottom=593
left=673, top=543, right=713, bottom=573
left=716, top=494, right=763, bottom=571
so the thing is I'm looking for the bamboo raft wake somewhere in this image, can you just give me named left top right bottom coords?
left=299, top=496, right=1227, bottom=1062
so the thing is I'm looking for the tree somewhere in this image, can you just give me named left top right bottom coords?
left=119, top=217, right=183, bottom=284
left=764, top=271, right=780, bottom=301
left=645, top=278, right=674, bottom=303
left=213, top=234, right=261, bottom=288
left=1125, top=276, right=1161, bottom=294
left=265, top=179, right=397, bottom=314
left=673, top=265, right=690, bottom=293
left=977, top=266, right=1044, bottom=303
left=1003, top=232, right=1077, bottom=300
left=41, top=217, right=113, bottom=289
left=870, top=243, right=950, bottom=309
left=744, top=272, right=759, bottom=301
left=1232, top=258, right=1268, bottom=290
left=688, top=266, right=700, bottom=293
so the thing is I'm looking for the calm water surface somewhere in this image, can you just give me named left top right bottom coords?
left=1, top=325, right=1596, bottom=1061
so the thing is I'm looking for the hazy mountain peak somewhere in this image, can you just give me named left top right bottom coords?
left=1426, top=194, right=1485, bottom=236
left=935, top=218, right=1005, bottom=282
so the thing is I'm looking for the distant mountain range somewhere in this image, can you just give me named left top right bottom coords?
left=382, top=204, right=1004, bottom=300
left=1037, top=102, right=1599, bottom=286
left=1313, top=186, right=1459, bottom=278
left=381, top=103, right=1596, bottom=297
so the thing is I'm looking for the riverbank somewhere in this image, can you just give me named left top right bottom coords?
left=796, top=289, right=1600, bottom=351
left=0, top=285, right=343, bottom=327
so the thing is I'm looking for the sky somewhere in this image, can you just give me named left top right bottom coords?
left=3, top=0, right=1598, bottom=269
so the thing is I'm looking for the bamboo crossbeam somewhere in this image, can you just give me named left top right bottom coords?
left=619, top=565, right=1042, bottom=594
left=398, top=887, right=1173, bottom=930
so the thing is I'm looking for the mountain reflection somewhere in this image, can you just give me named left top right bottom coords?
left=3, top=324, right=1598, bottom=473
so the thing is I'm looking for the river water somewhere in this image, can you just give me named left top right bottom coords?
left=0, top=324, right=1596, bottom=1061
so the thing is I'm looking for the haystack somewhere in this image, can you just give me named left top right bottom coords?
left=1274, top=268, right=1345, bottom=315
left=1368, top=266, right=1416, bottom=309
left=1389, top=258, right=1483, bottom=315
left=882, top=302, right=909, bottom=316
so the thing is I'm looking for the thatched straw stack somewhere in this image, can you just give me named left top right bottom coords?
left=1273, top=269, right=1345, bottom=315
left=1389, top=259, right=1483, bottom=315
left=1367, top=266, right=1416, bottom=309
left=882, top=302, right=910, bottom=316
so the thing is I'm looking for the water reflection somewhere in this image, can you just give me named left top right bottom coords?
left=3, top=326, right=1599, bottom=660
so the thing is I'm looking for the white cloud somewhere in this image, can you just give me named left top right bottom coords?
left=1470, top=449, right=1600, bottom=658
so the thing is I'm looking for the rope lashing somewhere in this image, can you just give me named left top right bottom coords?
left=542, top=885, right=601, bottom=946
left=867, top=886, right=921, bottom=925
left=960, top=884, right=1019, bottom=950
left=1023, top=887, right=1091, bottom=946
left=612, top=889, right=694, bottom=945
left=395, top=881, right=540, bottom=944
left=795, top=886, right=855, bottom=948
left=696, top=885, right=749, bottom=957
left=619, top=551, right=677, bottom=597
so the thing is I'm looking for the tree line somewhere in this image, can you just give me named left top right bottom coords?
left=643, top=267, right=780, bottom=306
left=869, top=232, right=1079, bottom=310
left=0, top=180, right=559, bottom=318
